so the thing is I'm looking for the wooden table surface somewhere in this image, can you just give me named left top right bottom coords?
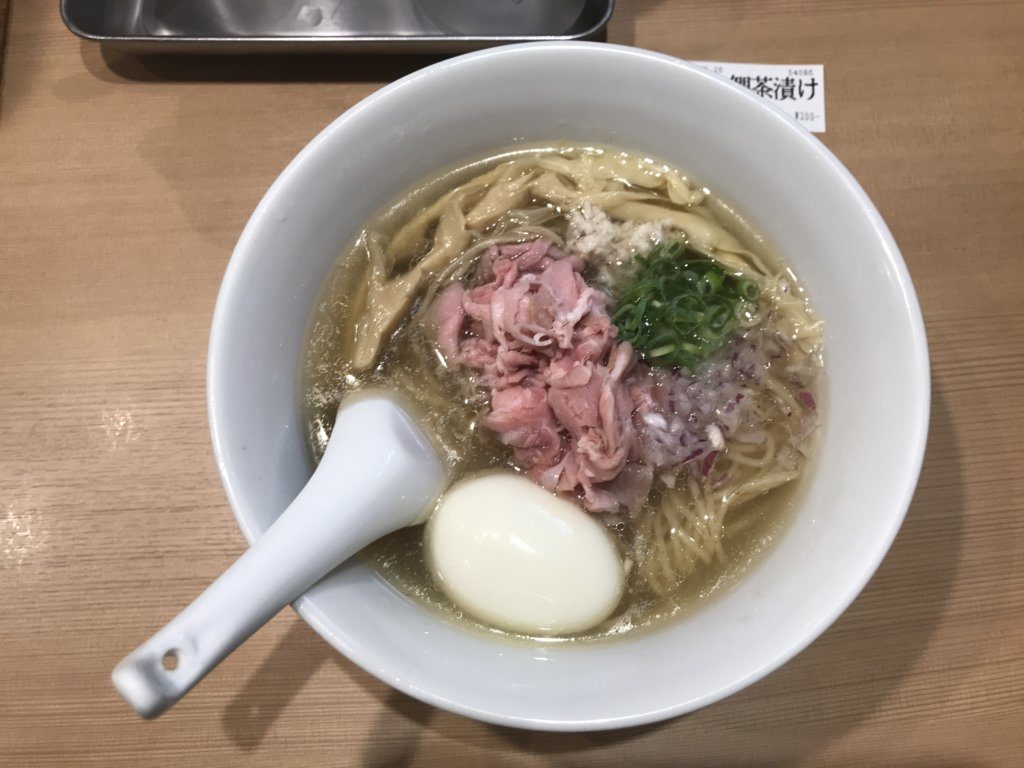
left=2, top=2, right=1023, bottom=765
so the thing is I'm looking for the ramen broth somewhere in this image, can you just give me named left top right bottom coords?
left=301, top=144, right=822, bottom=641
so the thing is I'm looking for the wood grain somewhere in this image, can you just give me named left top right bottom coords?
left=2, top=2, right=1023, bottom=765
left=0, top=1, right=9, bottom=88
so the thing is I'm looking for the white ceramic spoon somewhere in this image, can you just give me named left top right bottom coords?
left=111, top=396, right=445, bottom=718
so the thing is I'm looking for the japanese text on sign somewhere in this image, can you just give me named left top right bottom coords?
left=692, top=62, right=827, bottom=133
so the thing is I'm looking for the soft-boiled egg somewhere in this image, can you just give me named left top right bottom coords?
left=426, top=472, right=625, bottom=635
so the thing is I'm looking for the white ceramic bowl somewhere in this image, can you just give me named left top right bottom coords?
left=207, top=43, right=929, bottom=731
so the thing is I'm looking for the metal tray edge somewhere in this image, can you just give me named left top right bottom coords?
left=60, top=1, right=614, bottom=54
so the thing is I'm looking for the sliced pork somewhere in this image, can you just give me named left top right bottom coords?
left=430, top=239, right=648, bottom=513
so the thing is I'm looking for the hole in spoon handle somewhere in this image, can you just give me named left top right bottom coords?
left=112, top=634, right=200, bottom=719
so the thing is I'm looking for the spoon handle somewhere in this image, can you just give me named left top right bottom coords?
left=111, top=398, right=444, bottom=718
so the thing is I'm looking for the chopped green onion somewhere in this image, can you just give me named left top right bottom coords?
left=611, top=240, right=761, bottom=371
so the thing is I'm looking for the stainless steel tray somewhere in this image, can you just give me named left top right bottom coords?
left=62, top=1, right=613, bottom=54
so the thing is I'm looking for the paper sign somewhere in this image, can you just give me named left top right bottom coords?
left=692, top=62, right=826, bottom=133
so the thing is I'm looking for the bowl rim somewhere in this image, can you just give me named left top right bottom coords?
left=207, top=41, right=930, bottom=731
